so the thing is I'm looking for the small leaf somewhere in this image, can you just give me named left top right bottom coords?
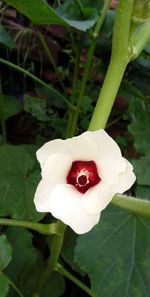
left=0, top=235, right=12, bottom=270
left=0, top=25, right=16, bottom=49
left=23, top=95, right=49, bottom=122
left=0, top=235, right=12, bottom=297
left=75, top=206, right=150, bottom=297
left=0, top=145, right=43, bottom=221
left=0, top=274, right=10, bottom=297
left=4, top=96, right=21, bottom=120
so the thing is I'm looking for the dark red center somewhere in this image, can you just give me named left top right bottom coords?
left=66, top=160, right=101, bottom=194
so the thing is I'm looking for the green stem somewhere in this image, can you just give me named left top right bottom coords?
left=55, top=263, right=98, bottom=297
left=66, top=49, right=80, bottom=138
left=112, top=194, right=150, bottom=218
left=89, top=0, right=134, bottom=131
left=33, top=220, right=66, bottom=297
left=9, top=280, right=24, bottom=297
left=0, top=78, right=7, bottom=143
left=0, top=218, right=57, bottom=235
left=0, top=58, right=75, bottom=110
left=37, top=30, right=66, bottom=92
left=70, top=0, right=111, bottom=136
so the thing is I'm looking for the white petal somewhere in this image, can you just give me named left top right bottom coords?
left=112, top=159, right=136, bottom=194
left=37, top=133, right=98, bottom=169
left=36, top=139, right=65, bottom=168
left=41, top=153, right=72, bottom=183
left=97, top=157, right=126, bottom=185
left=64, top=135, right=97, bottom=160
left=84, top=129, right=122, bottom=159
left=82, top=182, right=115, bottom=214
left=49, top=184, right=100, bottom=234
left=34, top=179, right=52, bottom=212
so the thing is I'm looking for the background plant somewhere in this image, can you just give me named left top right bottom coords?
left=0, top=0, right=150, bottom=296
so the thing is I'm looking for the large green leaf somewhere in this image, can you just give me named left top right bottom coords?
left=5, top=228, right=65, bottom=297
left=0, top=235, right=12, bottom=297
left=75, top=206, right=150, bottom=297
left=128, top=97, right=150, bottom=155
left=132, top=157, right=150, bottom=186
left=0, top=145, right=43, bottom=221
left=5, top=0, right=97, bottom=31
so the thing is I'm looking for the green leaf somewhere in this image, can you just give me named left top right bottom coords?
left=5, top=0, right=97, bottom=31
left=0, top=145, right=43, bottom=221
left=0, top=235, right=12, bottom=297
left=0, top=25, right=16, bottom=49
left=75, top=206, right=150, bottom=297
left=4, top=96, right=21, bottom=120
left=5, top=228, right=65, bottom=297
left=128, top=97, right=150, bottom=155
left=4, top=0, right=66, bottom=25
left=23, top=95, right=49, bottom=122
left=0, top=235, right=12, bottom=270
left=136, top=185, right=150, bottom=200
left=0, top=275, right=10, bottom=297
left=131, top=156, right=150, bottom=200
left=56, top=2, right=97, bottom=31
left=132, top=157, right=150, bottom=186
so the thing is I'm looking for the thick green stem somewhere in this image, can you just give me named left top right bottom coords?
left=89, top=0, right=134, bottom=131
left=0, top=78, right=7, bottom=143
left=0, top=58, right=74, bottom=110
left=33, top=220, right=66, bottom=297
left=0, top=218, right=57, bottom=235
left=70, top=0, right=111, bottom=136
left=112, top=194, right=150, bottom=218
left=37, top=30, right=66, bottom=92
left=55, top=263, right=98, bottom=297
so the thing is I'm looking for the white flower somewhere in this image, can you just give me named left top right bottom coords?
left=34, top=129, right=136, bottom=234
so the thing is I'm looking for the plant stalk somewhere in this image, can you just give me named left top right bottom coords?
left=112, top=194, right=150, bottom=218
left=70, top=0, right=112, bottom=136
left=55, top=263, right=98, bottom=297
left=0, top=218, right=57, bottom=235
left=89, top=0, right=134, bottom=131
left=37, top=30, right=66, bottom=92
left=0, top=78, right=7, bottom=143
left=33, top=220, right=66, bottom=297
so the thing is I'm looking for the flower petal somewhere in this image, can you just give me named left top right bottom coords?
left=49, top=183, right=100, bottom=234
left=37, top=133, right=98, bottom=169
left=34, top=179, right=52, bottom=212
left=84, top=130, right=122, bottom=159
left=112, top=159, right=136, bottom=194
left=41, top=153, right=72, bottom=184
left=36, top=139, right=65, bottom=168
left=64, top=135, right=97, bottom=160
left=82, top=183, right=115, bottom=214
left=97, top=157, right=126, bottom=185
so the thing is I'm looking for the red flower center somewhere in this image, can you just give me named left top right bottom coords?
left=66, top=160, right=101, bottom=194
